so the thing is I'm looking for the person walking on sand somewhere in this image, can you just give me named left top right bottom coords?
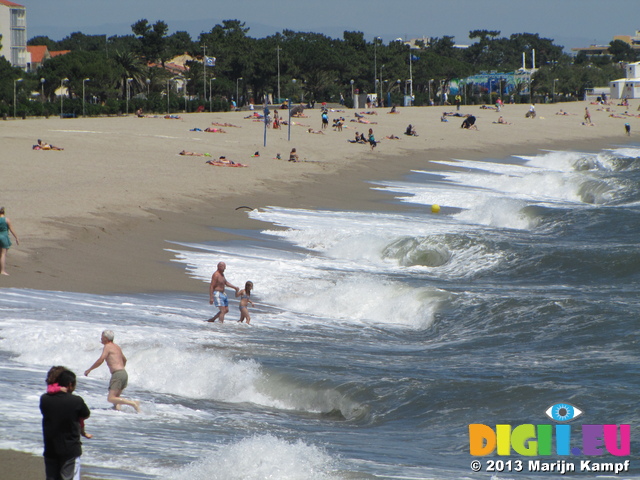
left=85, top=330, right=140, bottom=412
left=368, top=128, right=377, bottom=151
left=208, top=261, right=239, bottom=323
left=40, top=368, right=90, bottom=480
left=236, top=281, right=255, bottom=324
left=0, top=206, right=19, bottom=276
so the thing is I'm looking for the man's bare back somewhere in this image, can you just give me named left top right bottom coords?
left=101, top=342, right=127, bottom=373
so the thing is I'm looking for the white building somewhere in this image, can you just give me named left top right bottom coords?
left=610, top=62, right=640, bottom=99
left=0, top=0, right=28, bottom=69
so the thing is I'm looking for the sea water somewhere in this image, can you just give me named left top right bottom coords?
left=1, top=146, right=640, bottom=479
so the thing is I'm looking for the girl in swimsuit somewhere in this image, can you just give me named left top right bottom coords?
left=236, top=281, right=255, bottom=324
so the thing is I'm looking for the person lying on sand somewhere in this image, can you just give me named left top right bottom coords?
left=33, top=139, right=63, bottom=150
left=351, top=117, right=378, bottom=124
left=307, top=128, right=324, bottom=134
left=206, top=156, right=247, bottom=167
left=211, top=122, right=240, bottom=128
left=385, top=134, right=400, bottom=140
left=493, top=116, right=511, bottom=125
left=204, top=127, right=226, bottom=133
left=180, top=150, right=211, bottom=157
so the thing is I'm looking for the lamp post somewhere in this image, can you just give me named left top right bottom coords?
left=82, top=78, right=90, bottom=117
left=375, top=79, right=379, bottom=106
left=146, top=78, right=151, bottom=97
left=553, top=78, right=559, bottom=103
left=60, top=78, right=68, bottom=118
left=276, top=46, right=282, bottom=103
left=288, top=78, right=298, bottom=141
left=380, top=64, right=385, bottom=102
left=166, top=78, right=171, bottom=114
left=236, top=77, right=243, bottom=109
left=126, top=78, right=133, bottom=114
left=429, top=79, right=433, bottom=105
left=373, top=36, right=380, bottom=98
left=209, top=77, right=216, bottom=112
left=183, top=78, right=188, bottom=112
left=13, top=78, right=22, bottom=119
left=40, top=77, right=45, bottom=104
left=287, top=95, right=292, bottom=142
left=350, top=79, right=354, bottom=108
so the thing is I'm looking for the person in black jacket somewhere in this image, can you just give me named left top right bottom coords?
left=40, top=369, right=90, bottom=480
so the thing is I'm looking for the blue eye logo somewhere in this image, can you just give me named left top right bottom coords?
left=545, top=403, right=583, bottom=423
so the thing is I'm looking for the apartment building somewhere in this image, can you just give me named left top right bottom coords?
left=0, top=0, right=27, bottom=69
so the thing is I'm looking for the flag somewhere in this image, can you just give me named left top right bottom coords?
left=204, top=56, right=216, bottom=67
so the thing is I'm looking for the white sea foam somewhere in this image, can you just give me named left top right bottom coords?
left=169, top=434, right=339, bottom=480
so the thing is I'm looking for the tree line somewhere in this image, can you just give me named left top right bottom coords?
left=0, top=19, right=634, bottom=117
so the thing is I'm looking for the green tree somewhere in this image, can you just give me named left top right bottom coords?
left=58, top=32, right=108, bottom=52
left=608, top=39, right=636, bottom=63
left=131, top=19, right=169, bottom=66
left=167, top=31, right=196, bottom=58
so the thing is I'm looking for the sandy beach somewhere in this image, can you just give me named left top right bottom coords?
left=1, top=100, right=637, bottom=479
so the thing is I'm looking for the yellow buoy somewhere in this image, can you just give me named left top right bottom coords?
left=431, top=204, right=441, bottom=213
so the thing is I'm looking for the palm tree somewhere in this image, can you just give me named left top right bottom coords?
left=111, top=50, right=148, bottom=99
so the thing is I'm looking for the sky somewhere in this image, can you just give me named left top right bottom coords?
left=20, top=0, right=640, bottom=52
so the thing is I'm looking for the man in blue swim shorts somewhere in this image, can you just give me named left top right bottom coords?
left=207, top=261, right=239, bottom=323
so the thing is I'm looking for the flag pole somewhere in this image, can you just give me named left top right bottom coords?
left=409, top=49, right=413, bottom=105
left=202, top=45, right=207, bottom=105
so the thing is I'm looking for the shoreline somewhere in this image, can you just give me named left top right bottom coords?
left=2, top=104, right=635, bottom=295
left=1, top=102, right=637, bottom=479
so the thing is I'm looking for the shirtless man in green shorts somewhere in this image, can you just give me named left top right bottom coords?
left=85, top=330, right=141, bottom=412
